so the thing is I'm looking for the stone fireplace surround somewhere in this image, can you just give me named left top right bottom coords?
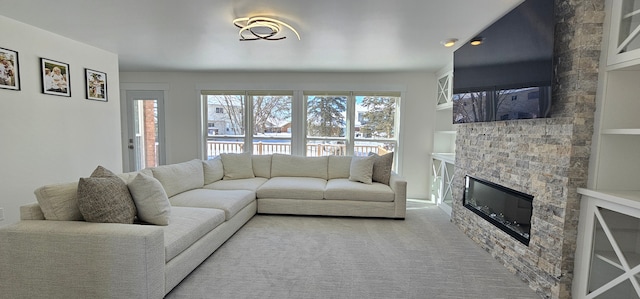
left=449, top=1, right=604, bottom=298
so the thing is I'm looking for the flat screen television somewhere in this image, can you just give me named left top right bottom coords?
left=452, top=0, right=555, bottom=124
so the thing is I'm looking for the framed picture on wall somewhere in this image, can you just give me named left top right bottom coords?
left=41, top=58, right=70, bottom=97
left=0, top=47, right=20, bottom=91
left=85, top=68, right=107, bottom=101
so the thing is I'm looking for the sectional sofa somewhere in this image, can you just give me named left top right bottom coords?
left=0, top=153, right=406, bottom=299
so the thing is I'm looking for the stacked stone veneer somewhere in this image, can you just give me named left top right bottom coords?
left=450, top=1, right=604, bottom=298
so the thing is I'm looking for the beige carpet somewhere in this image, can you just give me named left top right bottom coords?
left=165, top=200, right=540, bottom=299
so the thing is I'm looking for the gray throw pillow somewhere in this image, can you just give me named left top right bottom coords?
left=77, top=166, right=137, bottom=224
left=369, top=152, right=394, bottom=185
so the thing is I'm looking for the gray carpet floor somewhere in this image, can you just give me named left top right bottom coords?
left=165, top=200, right=540, bottom=299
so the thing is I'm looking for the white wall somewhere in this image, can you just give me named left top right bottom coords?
left=0, top=16, right=121, bottom=226
left=119, top=71, right=436, bottom=199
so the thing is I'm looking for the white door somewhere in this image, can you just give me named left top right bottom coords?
left=125, top=90, right=166, bottom=172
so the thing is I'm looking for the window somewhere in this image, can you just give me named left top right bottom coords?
left=251, top=92, right=292, bottom=155
left=354, top=94, right=398, bottom=156
left=203, top=92, right=245, bottom=158
left=202, top=89, right=400, bottom=159
left=305, top=93, right=348, bottom=156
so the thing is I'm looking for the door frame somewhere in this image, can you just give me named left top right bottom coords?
left=120, top=84, right=168, bottom=172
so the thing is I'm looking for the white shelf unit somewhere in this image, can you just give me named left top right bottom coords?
left=436, top=71, right=453, bottom=110
left=608, top=0, right=640, bottom=68
left=431, top=66, right=456, bottom=216
left=573, top=1, right=640, bottom=298
left=432, top=153, right=455, bottom=216
left=574, top=189, right=640, bottom=299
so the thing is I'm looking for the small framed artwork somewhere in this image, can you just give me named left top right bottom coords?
left=0, top=47, right=20, bottom=91
left=85, top=68, right=107, bottom=101
left=41, top=58, right=70, bottom=97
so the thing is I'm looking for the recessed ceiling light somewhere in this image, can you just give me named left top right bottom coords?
left=470, top=37, right=484, bottom=46
left=441, top=38, right=458, bottom=48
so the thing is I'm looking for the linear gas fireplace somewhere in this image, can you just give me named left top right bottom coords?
left=463, top=176, right=533, bottom=245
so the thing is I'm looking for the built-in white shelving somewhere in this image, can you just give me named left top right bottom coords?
left=432, top=66, right=456, bottom=216
left=573, top=1, right=640, bottom=298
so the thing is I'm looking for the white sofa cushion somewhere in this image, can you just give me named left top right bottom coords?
left=271, top=154, right=328, bottom=179
left=169, top=189, right=255, bottom=220
left=348, top=155, right=375, bottom=184
left=328, top=155, right=352, bottom=179
left=128, top=173, right=171, bottom=225
left=203, top=157, right=224, bottom=184
left=117, top=168, right=153, bottom=184
left=34, top=181, right=83, bottom=221
left=252, top=155, right=272, bottom=178
left=163, top=206, right=225, bottom=262
left=221, top=152, right=255, bottom=180
left=203, top=177, right=268, bottom=192
left=324, top=179, right=395, bottom=202
left=151, top=159, right=204, bottom=197
left=257, top=177, right=326, bottom=200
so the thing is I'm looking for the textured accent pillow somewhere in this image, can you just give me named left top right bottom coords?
left=220, top=152, right=255, bottom=180
left=348, top=155, right=376, bottom=184
left=369, top=152, right=394, bottom=185
left=77, top=166, right=137, bottom=224
left=128, top=173, right=171, bottom=225
left=203, top=156, right=224, bottom=184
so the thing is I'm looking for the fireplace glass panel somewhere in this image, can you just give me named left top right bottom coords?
left=463, top=176, right=533, bottom=245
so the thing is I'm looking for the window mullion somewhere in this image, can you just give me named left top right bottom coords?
left=244, top=91, right=253, bottom=153
left=346, top=92, right=355, bottom=156
left=292, top=90, right=305, bottom=156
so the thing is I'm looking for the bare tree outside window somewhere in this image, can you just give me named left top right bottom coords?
left=253, top=95, right=291, bottom=135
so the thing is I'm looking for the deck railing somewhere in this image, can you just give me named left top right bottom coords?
left=206, top=141, right=389, bottom=157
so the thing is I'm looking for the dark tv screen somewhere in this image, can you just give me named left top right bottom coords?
left=453, top=0, right=554, bottom=124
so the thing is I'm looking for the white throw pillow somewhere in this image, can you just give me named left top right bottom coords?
left=128, top=173, right=171, bottom=225
left=348, top=155, right=376, bottom=184
left=220, top=152, right=255, bottom=180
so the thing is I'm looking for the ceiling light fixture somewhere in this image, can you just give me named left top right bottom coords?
left=470, top=37, right=484, bottom=46
left=233, top=16, right=300, bottom=41
left=441, top=38, right=458, bottom=48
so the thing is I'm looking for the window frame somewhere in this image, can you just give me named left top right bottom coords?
left=199, top=85, right=403, bottom=170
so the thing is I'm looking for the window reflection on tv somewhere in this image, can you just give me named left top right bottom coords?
left=453, top=86, right=551, bottom=124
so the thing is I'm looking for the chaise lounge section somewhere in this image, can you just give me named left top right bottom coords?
left=0, top=153, right=406, bottom=298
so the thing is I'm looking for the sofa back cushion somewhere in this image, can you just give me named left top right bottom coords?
left=252, top=155, right=272, bottom=178
left=270, top=154, right=328, bottom=179
left=328, top=155, right=352, bottom=179
left=151, top=159, right=204, bottom=197
left=34, top=181, right=83, bottom=221
left=220, top=152, right=255, bottom=180
left=203, top=157, right=224, bottom=184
